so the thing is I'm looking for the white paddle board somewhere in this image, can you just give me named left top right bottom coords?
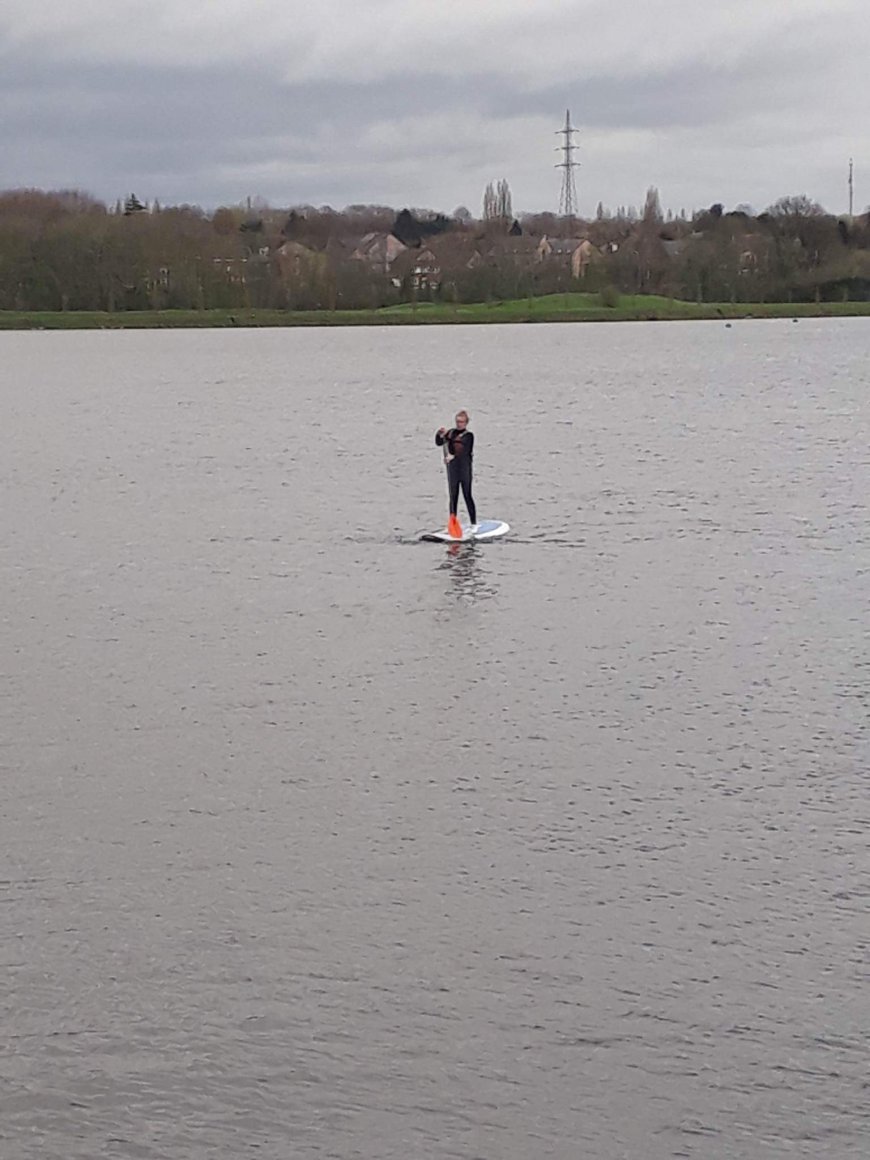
left=421, top=519, right=510, bottom=543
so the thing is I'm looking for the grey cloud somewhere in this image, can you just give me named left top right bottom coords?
left=0, top=2, right=867, bottom=215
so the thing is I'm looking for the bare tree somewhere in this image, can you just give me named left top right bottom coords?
left=497, top=179, right=512, bottom=222
left=642, top=186, right=663, bottom=225
left=765, top=195, right=826, bottom=219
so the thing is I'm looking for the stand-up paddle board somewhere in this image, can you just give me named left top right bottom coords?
left=421, top=519, right=510, bottom=543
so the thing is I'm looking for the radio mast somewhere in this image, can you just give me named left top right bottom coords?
left=848, top=157, right=854, bottom=217
left=556, top=109, right=580, bottom=221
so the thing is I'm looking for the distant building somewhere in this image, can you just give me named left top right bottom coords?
left=485, top=236, right=542, bottom=270
left=350, top=232, right=407, bottom=273
left=390, top=236, right=484, bottom=292
left=538, top=237, right=597, bottom=278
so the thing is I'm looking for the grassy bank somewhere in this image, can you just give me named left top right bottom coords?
left=2, top=294, right=870, bottom=330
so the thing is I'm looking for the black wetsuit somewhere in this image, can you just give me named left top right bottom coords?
left=435, top=428, right=476, bottom=524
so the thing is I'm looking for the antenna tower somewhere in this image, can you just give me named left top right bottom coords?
left=848, top=157, right=854, bottom=217
left=556, top=109, right=580, bottom=219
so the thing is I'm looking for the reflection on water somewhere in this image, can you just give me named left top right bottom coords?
left=435, top=541, right=498, bottom=602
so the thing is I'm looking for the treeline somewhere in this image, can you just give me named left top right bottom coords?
left=606, top=191, right=870, bottom=304
left=0, top=186, right=868, bottom=312
left=0, top=190, right=455, bottom=311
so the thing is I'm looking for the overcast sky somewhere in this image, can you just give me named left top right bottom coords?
left=1, top=0, right=867, bottom=217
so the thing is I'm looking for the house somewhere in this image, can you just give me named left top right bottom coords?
left=274, top=240, right=330, bottom=290
left=324, top=236, right=358, bottom=264
left=661, top=238, right=689, bottom=260
left=484, top=236, right=542, bottom=270
left=350, top=232, right=408, bottom=273
left=391, top=236, right=484, bottom=293
left=212, top=256, right=248, bottom=284
left=388, top=246, right=438, bottom=292
left=538, top=236, right=597, bottom=278
left=734, top=232, right=772, bottom=275
left=275, top=239, right=318, bottom=270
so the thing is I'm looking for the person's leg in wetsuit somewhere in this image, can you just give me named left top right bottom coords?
left=447, top=464, right=461, bottom=521
left=449, top=460, right=476, bottom=524
left=460, top=467, right=476, bottom=524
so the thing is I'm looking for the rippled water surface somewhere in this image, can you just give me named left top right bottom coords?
left=2, top=320, right=869, bottom=1159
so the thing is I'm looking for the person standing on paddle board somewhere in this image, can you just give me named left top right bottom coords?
left=435, top=410, right=477, bottom=527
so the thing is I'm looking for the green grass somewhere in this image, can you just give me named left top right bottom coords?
left=382, top=294, right=870, bottom=323
left=0, top=307, right=381, bottom=330
left=2, top=295, right=870, bottom=330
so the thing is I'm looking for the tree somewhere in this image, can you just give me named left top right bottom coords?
left=212, top=207, right=241, bottom=236
left=391, top=208, right=451, bottom=247
left=519, top=210, right=559, bottom=236
left=124, top=193, right=146, bottom=216
left=482, top=179, right=512, bottom=228
left=766, top=194, right=825, bottom=219
left=393, top=208, right=422, bottom=246
left=642, top=186, right=663, bottom=225
left=497, top=179, right=512, bottom=222
left=759, top=196, right=840, bottom=283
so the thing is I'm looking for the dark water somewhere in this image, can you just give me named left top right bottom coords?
left=1, top=320, right=868, bottom=1159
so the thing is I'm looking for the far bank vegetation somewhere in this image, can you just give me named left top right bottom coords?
left=1, top=184, right=869, bottom=313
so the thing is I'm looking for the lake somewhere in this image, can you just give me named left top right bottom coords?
left=1, top=319, right=868, bottom=1159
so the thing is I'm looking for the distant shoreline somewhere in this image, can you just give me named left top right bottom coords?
left=2, top=294, right=870, bottom=330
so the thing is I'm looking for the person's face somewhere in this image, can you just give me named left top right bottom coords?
left=455, top=414, right=468, bottom=428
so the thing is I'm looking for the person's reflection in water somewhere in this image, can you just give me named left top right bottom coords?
left=436, top=542, right=496, bottom=603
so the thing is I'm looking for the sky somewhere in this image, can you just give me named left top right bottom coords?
left=1, top=0, right=868, bottom=218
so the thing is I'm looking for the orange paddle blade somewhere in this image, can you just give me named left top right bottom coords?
left=448, top=513, right=462, bottom=539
